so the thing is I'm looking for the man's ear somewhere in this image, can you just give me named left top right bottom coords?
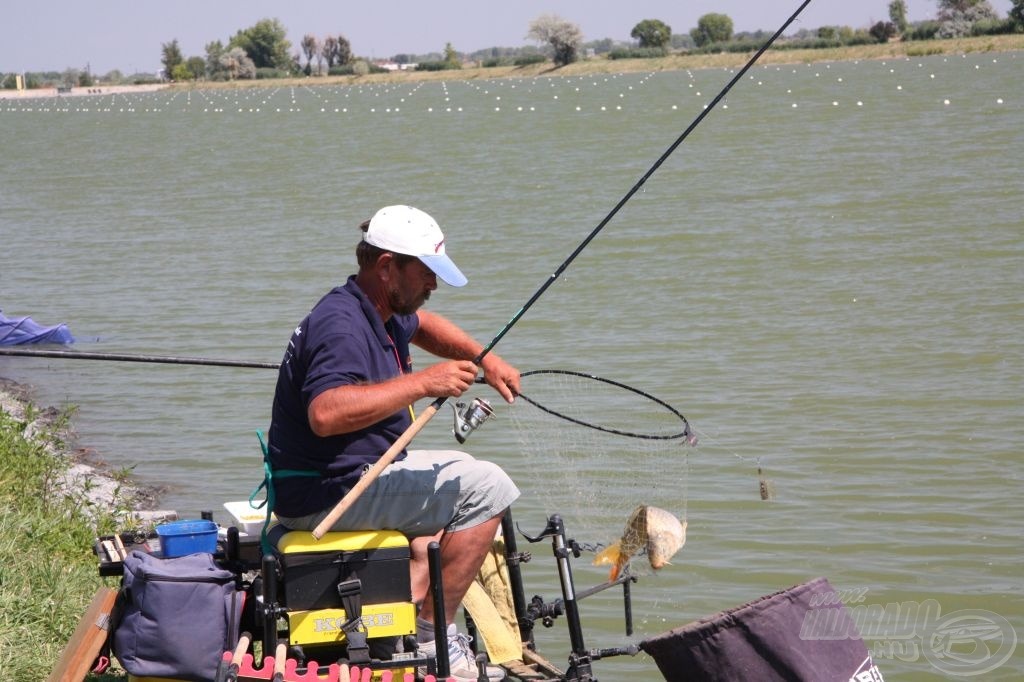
left=375, top=252, right=395, bottom=281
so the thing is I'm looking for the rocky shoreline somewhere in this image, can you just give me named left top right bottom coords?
left=0, top=376, right=166, bottom=521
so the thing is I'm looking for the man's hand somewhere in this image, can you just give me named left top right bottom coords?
left=480, top=353, right=520, bottom=404
left=419, top=360, right=478, bottom=398
left=411, top=310, right=520, bottom=403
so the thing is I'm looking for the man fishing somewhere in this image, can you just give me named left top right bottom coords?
left=267, top=204, right=519, bottom=681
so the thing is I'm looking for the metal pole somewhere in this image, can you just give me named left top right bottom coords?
left=428, top=541, right=450, bottom=679
left=501, top=512, right=533, bottom=648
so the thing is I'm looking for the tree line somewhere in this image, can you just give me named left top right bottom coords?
left=4, top=0, right=1023, bottom=89
left=526, top=1, right=1021, bottom=68
left=162, top=1, right=1024, bottom=79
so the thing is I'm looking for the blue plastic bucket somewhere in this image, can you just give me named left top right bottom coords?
left=155, top=520, right=218, bottom=557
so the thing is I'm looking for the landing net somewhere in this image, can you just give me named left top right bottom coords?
left=505, top=369, right=695, bottom=572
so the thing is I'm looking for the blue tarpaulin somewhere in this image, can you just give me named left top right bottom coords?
left=0, top=310, right=74, bottom=345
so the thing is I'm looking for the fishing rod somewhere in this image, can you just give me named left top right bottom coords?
left=0, top=346, right=279, bottom=369
left=311, top=0, right=814, bottom=539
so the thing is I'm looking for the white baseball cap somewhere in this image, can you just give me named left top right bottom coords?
left=364, top=205, right=467, bottom=287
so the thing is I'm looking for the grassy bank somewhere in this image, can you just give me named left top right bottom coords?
left=170, top=33, right=1024, bottom=93
left=0, top=395, right=126, bottom=680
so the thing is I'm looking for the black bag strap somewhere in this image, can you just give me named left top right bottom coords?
left=337, top=579, right=370, bottom=664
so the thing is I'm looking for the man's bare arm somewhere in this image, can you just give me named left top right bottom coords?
left=307, top=361, right=478, bottom=436
left=413, top=310, right=520, bottom=402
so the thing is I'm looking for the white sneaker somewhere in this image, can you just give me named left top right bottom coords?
left=417, top=623, right=505, bottom=681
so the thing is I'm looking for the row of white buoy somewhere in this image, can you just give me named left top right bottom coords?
left=29, top=85, right=1005, bottom=109
left=4, top=96, right=1011, bottom=115
left=4, top=88, right=1012, bottom=111
left=8, top=52, right=1017, bottom=104
left=11, top=89, right=1010, bottom=111
left=3, top=54, right=1017, bottom=114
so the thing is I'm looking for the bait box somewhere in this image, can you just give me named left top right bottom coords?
left=223, top=499, right=273, bottom=535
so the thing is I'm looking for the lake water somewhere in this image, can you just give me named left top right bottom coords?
left=2, top=52, right=1022, bottom=680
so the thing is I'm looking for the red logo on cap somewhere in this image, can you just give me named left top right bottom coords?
left=434, top=239, right=444, bottom=253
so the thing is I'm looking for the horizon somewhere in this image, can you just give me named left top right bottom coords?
left=2, top=0, right=1015, bottom=75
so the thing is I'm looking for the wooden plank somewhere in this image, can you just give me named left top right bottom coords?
left=112, top=534, right=128, bottom=561
left=100, top=540, right=118, bottom=563
left=47, top=587, right=119, bottom=682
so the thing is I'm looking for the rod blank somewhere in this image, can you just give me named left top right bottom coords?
left=0, top=347, right=279, bottom=369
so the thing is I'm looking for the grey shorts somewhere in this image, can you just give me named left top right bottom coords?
left=277, top=450, right=520, bottom=537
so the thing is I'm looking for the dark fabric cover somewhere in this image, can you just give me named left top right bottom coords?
left=640, top=577, right=884, bottom=682
left=0, top=310, right=73, bottom=345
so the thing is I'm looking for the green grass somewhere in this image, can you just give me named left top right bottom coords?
left=0, top=404, right=127, bottom=680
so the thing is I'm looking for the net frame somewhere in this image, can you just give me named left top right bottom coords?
left=504, top=369, right=694, bottom=569
left=516, top=369, right=696, bottom=443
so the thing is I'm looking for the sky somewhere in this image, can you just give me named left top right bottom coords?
left=2, top=0, right=1015, bottom=75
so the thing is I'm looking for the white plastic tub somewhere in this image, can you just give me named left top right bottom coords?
left=223, top=500, right=273, bottom=535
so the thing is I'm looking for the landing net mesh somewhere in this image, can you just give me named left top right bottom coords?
left=504, top=370, right=693, bottom=573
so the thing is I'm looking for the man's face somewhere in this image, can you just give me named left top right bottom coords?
left=388, top=256, right=437, bottom=315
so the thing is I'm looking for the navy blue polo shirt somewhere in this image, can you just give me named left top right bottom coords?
left=267, top=276, right=419, bottom=517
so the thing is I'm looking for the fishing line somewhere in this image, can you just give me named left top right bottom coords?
left=691, top=426, right=775, bottom=501
left=6, top=0, right=811, bottom=410
left=56, top=0, right=808, bottom=537
left=470, top=0, right=813, bottom=368
left=423, top=1, right=810, bottom=534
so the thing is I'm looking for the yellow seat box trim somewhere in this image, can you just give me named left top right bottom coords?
left=288, top=601, right=417, bottom=644
left=277, top=529, right=408, bottom=553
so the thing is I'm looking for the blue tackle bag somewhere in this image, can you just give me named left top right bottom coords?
left=112, top=550, right=242, bottom=681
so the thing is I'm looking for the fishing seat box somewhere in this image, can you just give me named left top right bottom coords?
left=274, top=528, right=412, bottom=611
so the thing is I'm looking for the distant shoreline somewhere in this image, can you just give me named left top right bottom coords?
left=0, top=82, right=169, bottom=100
left=4, top=33, right=1022, bottom=100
